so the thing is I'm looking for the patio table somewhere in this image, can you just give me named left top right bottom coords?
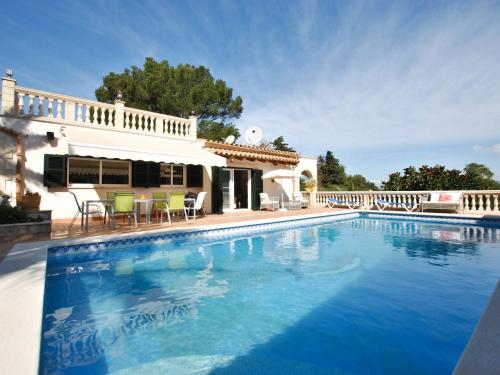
left=83, top=197, right=197, bottom=230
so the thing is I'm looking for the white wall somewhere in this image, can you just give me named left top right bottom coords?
left=0, top=131, right=16, bottom=204
left=0, top=116, right=210, bottom=219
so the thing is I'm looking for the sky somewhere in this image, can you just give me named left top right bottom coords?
left=1, top=0, right=499, bottom=183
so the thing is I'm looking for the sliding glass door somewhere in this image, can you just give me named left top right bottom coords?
left=222, top=168, right=250, bottom=211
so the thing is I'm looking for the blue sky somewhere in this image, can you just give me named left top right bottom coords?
left=1, top=0, right=499, bottom=183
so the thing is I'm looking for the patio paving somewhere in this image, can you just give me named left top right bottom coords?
left=0, top=207, right=338, bottom=263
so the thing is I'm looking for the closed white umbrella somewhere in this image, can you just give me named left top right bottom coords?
left=262, top=169, right=298, bottom=210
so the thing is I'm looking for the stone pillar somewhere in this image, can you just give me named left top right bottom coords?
left=114, top=99, right=125, bottom=128
left=309, top=190, right=317, bottom=207
left=1, top=76, right=16, bottom=115
left=189, top=115, right=198, bottom=139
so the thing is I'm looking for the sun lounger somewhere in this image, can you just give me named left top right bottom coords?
left=327, top=198, right=361, bottom=210
left=375, top=199, right=419, bottom=212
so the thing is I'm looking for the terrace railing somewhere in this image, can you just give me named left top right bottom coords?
left=1, top=77, right=197, bottom=140
left=312, top=190, right=500, bottom=213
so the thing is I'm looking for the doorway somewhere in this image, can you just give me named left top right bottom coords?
left=221, top=168, right=250, bottom=211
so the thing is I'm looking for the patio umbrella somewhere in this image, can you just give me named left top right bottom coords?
left=261, top=169, right=298, bottom=210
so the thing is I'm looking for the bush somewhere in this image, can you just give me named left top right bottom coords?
left=0, top=206, right=43, bottom=225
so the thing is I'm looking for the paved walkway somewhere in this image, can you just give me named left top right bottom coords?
left=0, top=207, right=337, bottom=263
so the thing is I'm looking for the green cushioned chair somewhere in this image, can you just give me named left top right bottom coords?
left=152, top=192, right=168, bottom=222
left=110, top=192, right=137, bottom=228
left=164, top=192, right=188, bottom=223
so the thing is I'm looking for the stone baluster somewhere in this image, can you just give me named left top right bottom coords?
left=28, top=95, right=35, bottom=114
left=493, top=195, right=499, bottom=212
left=84, top=105, right=92, bottom=124
left=38, top=96, right=45, bottom=116
left=76, top=104, right=83, bottom=122
left=65, top=101, right=74, bottom=121
left=469, top=194, right=476, bottom=211
left=47, top=98, right=53, bottom=117
left=478, top=194, right=484, bottom=212
left=55, top=99, right=63, bottom=119
left=485, top=195, right=491, bottom=211
left=124, top=111, right=130, bottom=128
left=16, top=92, right=24, bottom=114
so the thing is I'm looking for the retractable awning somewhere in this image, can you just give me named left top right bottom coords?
left=68, top=141, right=226, bottom=166
left=64, top=126, right=226, bottom=167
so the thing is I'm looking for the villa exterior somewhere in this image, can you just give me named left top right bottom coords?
left=0, top=74, right=317, bottom=219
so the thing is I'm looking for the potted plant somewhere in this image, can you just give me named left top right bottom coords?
left=21, top=190, right=41, bottom=210
left=304, top=179, right=317, bottom=193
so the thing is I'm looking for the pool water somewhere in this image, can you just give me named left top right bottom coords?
left=40, top=217, right=500, bottom=374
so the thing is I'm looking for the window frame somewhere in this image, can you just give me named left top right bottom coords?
left=67, top=157, right=132, bottom=188
left=160, top=163, right=186, bottom=187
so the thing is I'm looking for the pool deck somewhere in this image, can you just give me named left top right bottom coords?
left=1, top=208, right=499, bottom=375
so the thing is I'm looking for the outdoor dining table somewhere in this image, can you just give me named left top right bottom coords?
left=83, top=197, right=196, bottom=231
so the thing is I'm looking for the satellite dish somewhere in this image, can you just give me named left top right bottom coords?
left=224, top=135, right=235, bottom=144
left=244, top=126, right=264, bottom=146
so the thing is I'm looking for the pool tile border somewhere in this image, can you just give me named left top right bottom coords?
left=48, top=212, right=360, bottom=255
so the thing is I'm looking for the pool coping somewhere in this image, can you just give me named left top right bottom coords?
left=1, top=209, right=499, bottom=375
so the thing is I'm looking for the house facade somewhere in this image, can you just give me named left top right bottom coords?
left=0, top=74, right=317, bottom=219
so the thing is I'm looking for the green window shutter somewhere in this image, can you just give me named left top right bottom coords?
left=148, top=162, right=161, bottom=187
left=211, top=166, right=223, bottom=213
left=187, top=165, right=203, bottom=188
left=251, top=169, right=263, bottom=210
left=132, top=161, right=148, bottom=187
left=43, top=154, right=67, bottom=187
left=132, top=161, right=160, bottom=187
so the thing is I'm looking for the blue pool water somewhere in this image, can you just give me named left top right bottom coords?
left=40, top=217, right=500, bottom=374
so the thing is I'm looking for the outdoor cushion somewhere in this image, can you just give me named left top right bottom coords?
left=438, top=194, right=453, bottom=202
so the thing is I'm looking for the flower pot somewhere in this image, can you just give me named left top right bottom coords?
left=21, top=194, right=41, bottom=210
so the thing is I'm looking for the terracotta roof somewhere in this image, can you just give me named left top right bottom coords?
left=203, top=140, right=300, bottom=165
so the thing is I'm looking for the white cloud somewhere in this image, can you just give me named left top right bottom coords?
left=236, top=2, right=500, bottom=155
left=473, top=143, right=500, bottom=154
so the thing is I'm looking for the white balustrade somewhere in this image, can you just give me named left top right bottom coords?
left=5, top=85, right=196, bottom=140
left=313, top=190, right=500, bottom=214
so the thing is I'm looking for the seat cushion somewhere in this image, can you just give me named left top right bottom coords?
left=438, top=194, right=453, bottom=202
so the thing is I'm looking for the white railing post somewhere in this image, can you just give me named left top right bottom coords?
left=65, top=101, right=75, bottom=121
left=189, top=114, right=198, bottom=140
left=114, top=98, right=124, bottom=128
left=1, top=74, right=16, bottom=115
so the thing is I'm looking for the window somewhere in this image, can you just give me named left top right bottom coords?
left=68, top=158, right=99, bottom=184
left=68, top=157, right=130, bottom=186
left=102, top=160, right=130, bottom=184
left=160, top=164, right=185, bottom=186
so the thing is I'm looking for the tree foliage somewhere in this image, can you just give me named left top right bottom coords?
left=382, top=163, right=500, bottom=190
left=317, top=150, right=378, bottom=191
left=95, top=57, right=243, bottom=141
left=271, top=136, right=295, bottom=152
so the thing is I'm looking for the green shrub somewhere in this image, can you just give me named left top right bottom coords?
left=0, top=206, right=43, bottom=225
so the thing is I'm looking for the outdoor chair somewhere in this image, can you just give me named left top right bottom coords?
left=187, top=192, right=207, bottom=220
left=103, top=191, right=115, bottom=224
left=292, top=192, right=309, bottom=208
left=152, top=192, right=168, bottom=222
left=68, top=191, right=103, bottom=230
left=162, top=192, right=188, bottom=223
left=374, top=199, right=419, bottom=212
left=327, top=197, right=361, bottom=210
left=260, top=193, right=280, bottom=211
left=110, top=192, right=137, bottom=228
left=421, top=192, right=463, bottom=213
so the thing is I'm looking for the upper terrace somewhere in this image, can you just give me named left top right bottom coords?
left=0, top=75, right=198, bottom=141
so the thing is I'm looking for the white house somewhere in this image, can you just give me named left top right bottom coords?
left=0, top=73, right=317, bottom=219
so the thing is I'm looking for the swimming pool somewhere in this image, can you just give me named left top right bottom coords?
left=40, top=214, right=500, bottom=374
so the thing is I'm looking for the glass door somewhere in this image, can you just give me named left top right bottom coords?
left=222, top=169, right=251, bottom=211
left=221, top=169, right=231, bottom=210
left=234, top=169, right=249, bottom=209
